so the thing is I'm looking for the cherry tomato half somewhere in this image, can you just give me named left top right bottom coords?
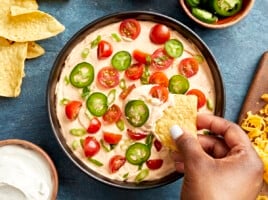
left=178, top=57, right=199, bottom=78
left=87, top=117, right=101, bottom=134
left=154, top=139, right=162, bottom=152
left=83, top=136, right=100, bottom=157
left=125, top=63, right=144, bottom=80
left=149, top=71, right=169, bottom=87
left=119, top=19, right=141, bottom=40
left=109, top=155, right=126, bottom=173
left=127, top=129, right=147, bottom=140
left=65, top=100, right=82, bottom=120
left=97, top=66, right=120, bottom=88
left=150, top=24, right=170, bottom=44
left=132, top=49, right=150, bottom=64
left=150, top=85, right=169, bottom=102
left=97, top=40, right=113, bottom=59
left=151, top=48, right=173, bottom=70
left=103, top=132, right=122, bottom=144
left=119, top=84, right=136, bottom=100
left=102, top=104, right=122, bottom=123
left=187, top=89, right=206, bottom=109
left=146, top=159, right=163, bottom=170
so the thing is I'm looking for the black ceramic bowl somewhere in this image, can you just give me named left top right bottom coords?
left=47, top=11, right=225, bottom=189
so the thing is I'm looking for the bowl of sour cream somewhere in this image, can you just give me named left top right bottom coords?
left=0, top=139, right=58, bottom=200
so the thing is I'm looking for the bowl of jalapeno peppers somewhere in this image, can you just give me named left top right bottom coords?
left=180, top=0, right=255, bottom=28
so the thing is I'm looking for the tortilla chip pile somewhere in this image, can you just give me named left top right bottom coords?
left=0, top=0, right=65, bottom=97
left=155, top=94, right=198, bottom=151
left=241, top=94, right=268, bottom=185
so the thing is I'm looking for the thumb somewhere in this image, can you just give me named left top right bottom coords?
left=170, top=125, right=204, bottom=160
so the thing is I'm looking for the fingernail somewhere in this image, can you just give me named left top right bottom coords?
left=170, top=125, right=183, bottom=140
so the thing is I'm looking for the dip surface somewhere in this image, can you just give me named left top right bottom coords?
left=55, top=20, right=215, bottom=182
left=0, top=145, right=53, bottom=200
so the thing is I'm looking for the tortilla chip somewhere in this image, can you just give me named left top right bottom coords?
left=9, top=0, right=38, bottom=10
left=0, top=5, right=65, bottom=42
left=0, top=42, right=27, bottom=97
left=27, top=41, right=45, bottom=59
left=0, top=37, right=11, bottom=46
left=155, top=94, right=198, bottom=151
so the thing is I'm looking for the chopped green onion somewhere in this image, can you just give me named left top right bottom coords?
left=80, top=138, right=85, bottom=148
left=140, top=65, right=150, bottom=84
left=71, top=140, right=79, bottom=150
left=100, top=139, right=110, bottom=152
left=60, top=98, right=70, bottom=105
left=203, top=130, right=211, bottom=135
left=116, top=119, right=125, bottom=131
left=119, top=79, right=126, bottom=90
left=81, top=87, right=90, bottom=99
left=111, top=33, right=121, bottom=42
left=88, top=158, right=103, bottom=167
left=64, top=75, right=70, bottom=85
left=206, top=98, right=214, bottom=111
left=194, top=54, right=204, bottom=64
left=107, top=89, right=116, bottom=105
left=91, top=35, right=101, bottom=48
left=145, top=55, right=151, bottom=65
left=145, top=133, right=154, bottom=150
left=70, top=128, right=86, bottom=136
left=135, top=169, right=149, bottom=183
left=123, top=172, right=129, bottom=179
left=81, top=48, right=90, bottom=59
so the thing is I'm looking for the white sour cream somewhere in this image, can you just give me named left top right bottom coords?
left=0, top=145, right=53, bottom=200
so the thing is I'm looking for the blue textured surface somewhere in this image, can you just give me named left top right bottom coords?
left=0, top=0, right=268, bottom=199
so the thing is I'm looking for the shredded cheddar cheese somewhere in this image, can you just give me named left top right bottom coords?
left=241, top=94, right=268, bottom=199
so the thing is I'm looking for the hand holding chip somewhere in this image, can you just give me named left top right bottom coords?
left=170, top=113, right=264, bottom=200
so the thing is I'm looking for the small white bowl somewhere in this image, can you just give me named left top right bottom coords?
left=0, top=139, right=58, bottom=200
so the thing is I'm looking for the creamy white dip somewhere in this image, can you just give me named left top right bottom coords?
left=55, top=20, right=215, bottom=182
left=0, top=145, right=53, bottom=200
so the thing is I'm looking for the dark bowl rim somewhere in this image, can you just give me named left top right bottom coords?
left=47, top=10, right=226, bottom=190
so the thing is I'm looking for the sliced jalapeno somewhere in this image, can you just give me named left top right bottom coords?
left=211, top=0, right=242, bottom=17
left=86, top=92, right=108, bottom=117
left=192, top=7, right=218, bottom=24
left=168, top=75, right=189, bottom=94
left=111, top=51, right=131, bottom=71
left=126, top=143, right=150, bottom=165
left=125, top=100, right=149, bottom=127
left=164, top=39, right=184, bottom=58
left=69, top=62, right=94, bottom=88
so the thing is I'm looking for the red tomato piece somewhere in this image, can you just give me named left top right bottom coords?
left=150, top=24, right=170, bottom=44
left=187, top=89, right=206, bottom=109
left=149, top=85, right=169, bottom=102
left=65, top=100, right=82, bottom=120
left=109, top=155, right=126, bottom=173
left=151, top=48, right=173, bottom=70
left=83, top=136, right=100, bottom=157
left=154, top=139, right=162, bottom=152
left=103, top=132, right=122, bottom=144
left=97, top=67, right=120, bottom=88
left=87, top=117, right=101, bottom=134
left=119, top=19, right=141, bottom=40
left=97, top=40, right=113, bottom=59
left=119, top=84, right=136, bottom=100
left=125, top=63, right=144, bottom=80
left=132, top=49, right=150, bottom=64
left=178, top=57, right=199, bottom=78
left=127, top=129, right=147, bottom=140
left=149, top=71, right=169, bottom=87
left=102, top=104, right=122, bottom=123
left=146, top=159, right=163, bottom=170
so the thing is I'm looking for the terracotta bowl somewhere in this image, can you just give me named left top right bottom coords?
left=0, top=139, right=58, bottom=200
left=179, top=0, right=255, bottom=29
